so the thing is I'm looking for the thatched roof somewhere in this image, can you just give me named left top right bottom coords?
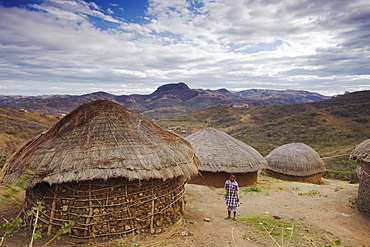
left=0, top=100, right=200, bottom=188
left=185, top=127, right=267, bottom=173
left=265, top=143, right=326, bottom=176
left=350, top=139, right=370, bottom=163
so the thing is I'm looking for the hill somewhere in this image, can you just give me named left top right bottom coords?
left=160, top=90, right=370, bottom=182
left=0, top=82, right=330, bottom=119
left=0, top=108, right=59, bottom=162
left=0, top=90, right=367, bottom=181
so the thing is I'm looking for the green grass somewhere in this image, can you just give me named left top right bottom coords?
left=239, top=213, right=341, bottom=246
left=244, top=184, right=263, bottom=193
left=298, top=190, right=321, bottom=197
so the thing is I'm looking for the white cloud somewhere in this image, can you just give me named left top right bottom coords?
left=0, top=0, right=369, bottom=96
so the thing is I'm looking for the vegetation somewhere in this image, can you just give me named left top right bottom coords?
left=239, top=213, right=341, bottom=246
left=0, top=107, right=59, bottom=168
left=244, top=184, right=263, bottom=193
left=298, top=190, right=321, bottom=197
left=0, top=91, right=369, bottom=182
left=0, top=170, right=75, bottom=246
left=0, top=153, right=8, bottom=169
left=167, top=91, right=370, bottom=182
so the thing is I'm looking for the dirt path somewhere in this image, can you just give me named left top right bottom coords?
left=183, top=177, right=370, bottom=247
left=1, top=176, right=369, bottom=246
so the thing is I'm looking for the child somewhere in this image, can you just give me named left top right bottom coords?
left=224, top=173, right=240, bottom=220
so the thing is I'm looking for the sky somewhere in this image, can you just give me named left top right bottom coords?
left=0, top=0, right=369, bottom=96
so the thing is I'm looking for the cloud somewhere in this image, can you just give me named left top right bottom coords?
left=0, top=0, right=369, bottom=96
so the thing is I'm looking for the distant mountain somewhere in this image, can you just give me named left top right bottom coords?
left=235, top=89, right=329, bottom=103
left=0, top=82, right=330, bottom=119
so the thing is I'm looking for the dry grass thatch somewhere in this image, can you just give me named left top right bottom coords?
left=185, top=127, right=267, bottom=173
left=350, top=139, right=370, bottom=163
left=265, top=143, right=326, bottom=176
left=0, top=100, right=200, bottom=187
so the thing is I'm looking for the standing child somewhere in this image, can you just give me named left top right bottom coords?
left=224, top=173, right=240, bottom=221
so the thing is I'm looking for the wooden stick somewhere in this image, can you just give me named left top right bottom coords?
left=231, top=227, right=237, bottom=247
left=150, top=187, right=155, bottom=234
left=286, top=223, right=294, bottom=247
left=125, top=186, right=134, bottom=232
left=47, top=184, right=59, bottom=236
left=262, top=225, right=281, bottom=247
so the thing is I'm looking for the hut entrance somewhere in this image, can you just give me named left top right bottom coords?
left=26, top=177, right=185, bottom=238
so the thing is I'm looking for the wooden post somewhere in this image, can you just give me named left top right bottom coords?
left=125, top=186, right=134, bottom=232
left=47, top=184, right=59, bottom=236
left=181, top=183, right=185, bottom=212
left=84, top=183, right=94, bottom=237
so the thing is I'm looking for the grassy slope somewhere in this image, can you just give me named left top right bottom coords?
left=162, top=91, right=370, bottom=182
left=0, top=108, right=59, bottom=164
left=0, top=91, right=369, bottom=181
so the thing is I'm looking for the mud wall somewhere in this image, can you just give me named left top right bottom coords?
left=188, top=171, right=258, bottom=188
left=263, top=170, right=323, bottom=184
left=26, top=177, right=185, bottom=238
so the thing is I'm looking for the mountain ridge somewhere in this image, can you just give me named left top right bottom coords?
left=0, top=82, right=331, bottom=119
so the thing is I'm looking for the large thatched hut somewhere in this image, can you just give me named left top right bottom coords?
left=185, top=127, right=267, bottom=187
left=350, top=139, right=370, bottom=218
left=0, top=100, right=200, bottom=238
left=264, top=143, right=326, bottom=184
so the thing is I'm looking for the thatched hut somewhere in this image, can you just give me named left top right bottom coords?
left=185, top=127, right=267, bottom=187
left=0, top=100, right=200, bottom=238
left=264, top=143, right=326, bottom=184
left=350, top=139, right=370, bottom=218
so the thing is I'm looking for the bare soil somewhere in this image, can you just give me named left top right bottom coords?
left=1, top=176, right=369, bottom=247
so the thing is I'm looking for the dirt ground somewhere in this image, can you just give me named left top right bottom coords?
left=182, top=176, right=370, bottom=247
left=1, top=176, right=369, bottom=247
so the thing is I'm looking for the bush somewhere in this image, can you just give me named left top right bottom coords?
left=324, top=170, right=358, bottom=183
left=330, top=108, right=350, bottom=117
left=244, top=184, right=262, bottom=193
left=0, top=153, right=9, bottom=168
left=5, top=128, right=18, bottom=135
left=354, top=117, right=368, bottom=123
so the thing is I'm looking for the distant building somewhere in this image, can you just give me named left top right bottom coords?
left=233, top=104, right=249, bottom=108
left=185, top=127, right=267, bottom=187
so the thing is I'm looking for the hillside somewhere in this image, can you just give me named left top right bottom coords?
left=161, top=90, right=370, bottom=182
left=0, top=108, right=59, bottom=163
left=0, top=90, right=367, bottom=181
left=0, top=83, right=330, bottom=119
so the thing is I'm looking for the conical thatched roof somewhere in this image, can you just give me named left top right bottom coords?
left=0, top=100, right=200, bottom=187
left=350, top=139, right=370, bottom=163
left=265, top=143, right=326, bottom=176
left=185, top=127, right=267, bottom=173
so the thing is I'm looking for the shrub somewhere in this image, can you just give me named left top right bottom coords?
left=354, top=117, right=368, bottom=123
left=5, top=128, right=18, bottom=135
left=244, top=184, right=262, bottom=193
left=0, top=153, right=9, bottom=168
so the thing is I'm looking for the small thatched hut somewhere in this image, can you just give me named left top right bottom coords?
left=350, top=139, right=370, bottom=218
left=185, top=127, right=267, bottom=187
left=264, top=143, right=326, bottom=184
left=0, top=100, right=200, bottom=238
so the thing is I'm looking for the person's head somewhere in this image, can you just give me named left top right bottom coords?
left=229, top=173, right=236, bottom=181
